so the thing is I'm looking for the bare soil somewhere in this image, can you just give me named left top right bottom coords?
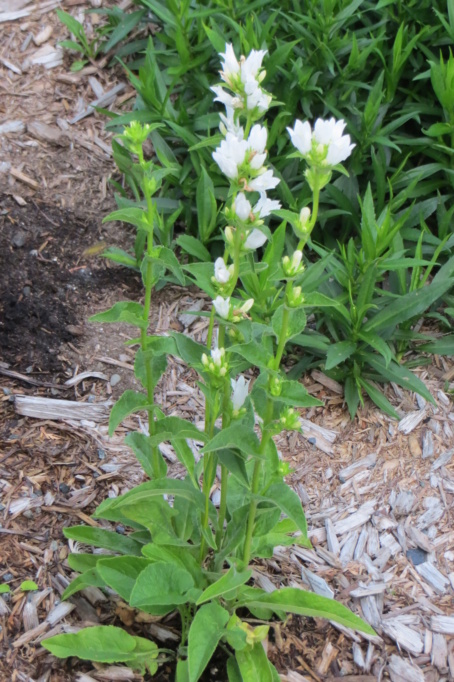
left=1, top=2, right=454, bottom=682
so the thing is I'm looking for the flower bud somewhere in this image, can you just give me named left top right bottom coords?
left=202, top=347, right=229, bottom=380
left=287, top=286, right=305, bottom=308
left=225, top=225, right=235, bottom=245
left=269, top=375, right=283, bottom=397
left=280, top=407, right=300, bottom=431
left=282, top=250, right=304, bottom=277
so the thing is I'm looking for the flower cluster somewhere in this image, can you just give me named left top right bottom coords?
left=287, top=117, right=355, bottom=168
left=212, top=44, right=272, bottom=119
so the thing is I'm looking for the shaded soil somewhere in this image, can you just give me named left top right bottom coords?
left=0, top=196, right=141, bottom=372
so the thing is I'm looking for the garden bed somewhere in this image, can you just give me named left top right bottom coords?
left=1, top=2, right=454, bottom=681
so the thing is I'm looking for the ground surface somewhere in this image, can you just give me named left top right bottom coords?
left=1, top=2, right=454, bottom=682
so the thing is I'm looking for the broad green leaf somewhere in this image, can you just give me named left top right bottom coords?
left=89, top=301, right=146, bottom=329
left=236, top=642, right=274, bottom=682
left=42, top=626, right=158, bottom=674
left=201, top=425, right=261, bottom=458
left=228, top=340, right=273, bottom=370
left=103, top=207, right=148, bottom=231
left=130, top=562, right=195, bottom=612
left=177, top=235, right=211, bottom=262
left=170, top=331, right=207, bottom=366
left=95, top=478, right=206, bottom=516
left=262, top=483, right=309, bottom=541
left=148, top=246, right=185, bottom=285
left=97, top=556, right=151, bottom=601
left=217, top=449, right=250, bottom=487
left=278, top=379, right=323, bottom=408
left=134, top=348, right=167, bottom=392
left=325, top=341, right=357, bottom=370
left=42, top=625, right=136, bottom=662
left=102, top=247, right=138, bottom=270
left=67, top=553, right=111, bottom=573
left=272, top=305, right=307, bottom=341
left=357, top=331, right=393, bottom=367
left=196, top=567, right=252, bottom=605
left=240, top=587, right=376, bottom=635
left=148, top=416, right=207, bottom=446
left=63, top=526, right=143, bottom=556
left=188, top=602, right=229, bottom=682
left=109, top=390, right=152, bottom=436
left=125, top=431, right=159, bottom=479
left=0, top=585, right=10, bottom=594
left=61, top=569, right=105, bottom=600
left=20, top=580, right=38, bottom=592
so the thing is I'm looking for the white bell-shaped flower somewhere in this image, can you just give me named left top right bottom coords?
left=214, top=258, right=232, bottom=284
left=213, top=295, right=230, bottom=319
left=231, top=375, right=250, bottom=411
left=244, top=228, right=267, bottom=250
left=234, top=193, right=252, bottom=221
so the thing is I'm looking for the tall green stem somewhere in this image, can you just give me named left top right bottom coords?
left=242, top=297, right=290, bottom=567
left=297, top=178, right=321, bottom=251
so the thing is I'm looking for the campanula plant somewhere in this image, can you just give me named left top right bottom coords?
left=42, top=45, right=374, bottom=681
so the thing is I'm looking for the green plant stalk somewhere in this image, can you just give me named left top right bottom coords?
left=140, top=180, right=161, bottom=478
left=242, top=302, right=290, bottom=567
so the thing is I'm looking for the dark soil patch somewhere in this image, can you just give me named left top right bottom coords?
left=0, top=195, right=140, bottom=373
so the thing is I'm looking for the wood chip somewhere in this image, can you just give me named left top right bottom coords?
left=431, top=632, right=448, bottom=670
left=388, top=654, right=424, bottom=682
left=27, top=120, right=69, bottom=146
left=311, top=370, right=343, bottom=394
left=69, top=84, right=126, bottom=124
left=15, top=395, right=111, bottom=421
left=338, top=453, right=377, bottom=482
left=398, top=408, right=428, bottom=434
left=431, top=449, right=454, bottom=470
left=431, top=615, right=454, bottom=634
left=10, top=166, right=39, bottom=189
left=334, top=501, right=375, bottom=535
left=1, top=57, right=22, bottom=74
left=33, top=24, right=52, bottom=45
left=415, top=562, right=450, bottom=594
left=381, top=618, right=423, bottom=654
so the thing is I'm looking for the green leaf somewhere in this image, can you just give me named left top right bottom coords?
left=358, top=378, right=399, bottom=419
left=149, top=246, right=185, bottom=285
left=56, top=9, right=84, bottom=38
left=134, top=348, right=167, bottom=391
left=363, top=279, right=454, bottom=333
left=357, top=331, right=393, bottom=366
left=109, top=390, right=152, bottom=436
left=95, top=478, right=206, bottom=516
left=325, top=341, right=357, bottom=370
left=63, top=526, right=143, bottom=556
left=103, top=207, right=148, bottom=231
left=418, top=335, right=454, bottom=355
left=363, top=354, right=435, bottom=404
left=197, top=166, right=217, bottom=243
left=89, top=301, right=146, bottom=329
left=240, top=587, right=376, bottom=635
left=196, top=567, right=252, bottom=606
left=279, top=380, right=323, bottom=408
left=228, top=340, right=273, bottom=370
left=42, top=626, right=158, bottom=674
left=67, top=553, right=110, bottom=573
left=177, top=235, right=211, bottom=262
left=262, top=483, right=309, bottom=541
left=124, top=432, right=157, bottom=479
left=0, top=584, right=10, bottom=594
left=61, top=569, right=105, bottom=600
left=236, top=642, right=274, bottom=682
left=102, top=246, right=138, bottom=270
left=20, top=580, right=38, bottom=592
left=148, top=416, right=207, bottom=446
left=272, top=305, right=307, bottom=341
left=97, top=556, right=151, bottom=601
left=130, top=562, right=195, bottom=612
left=188, top=602, right=229, bottom=682
left=202, top=425, right=261, bottom=458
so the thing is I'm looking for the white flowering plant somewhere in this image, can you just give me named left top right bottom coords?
left=42, top=45, right=375, bottom=680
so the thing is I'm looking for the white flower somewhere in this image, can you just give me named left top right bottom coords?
left=220, top=43, right=240, bottom=84
left=299, top=206, right=311, bottom=226
left=249, top=169, right=280, bottom=192
left=231, top=375, right=250, bottom=411
left=213, top=133, right=248, bottom=179
left=248, top=125, right=267, bottom=154
left=234, top=193, right=252, bottom=221
left=241, top=49, right=267, bottom=83
left=282, top=250, right=304, bottom=277
left=253, top=193, right=281, bottom=218
left=211, top=347, right=225, bottom=366
left=244, top=228, right=267, bottom=249
left=219, top=106, right=244, bottom=139
left=214, top=258, right=232, bottom=284
left=288, top=117, right=355, bottom=166
left=211, top=85, right=236, bottom=109
left=213, top=295, right=230, bottom=319
left=246, top=84, right=272, bottom=113
left=287, top=120, right=312, bottom=155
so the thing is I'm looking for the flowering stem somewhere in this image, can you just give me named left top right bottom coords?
left=206, top=305, right=216, bottom=350
left=140, top=194, right=161, bottom=479
left=242, top=399, right=273, bottom=568
left=273, top=283, right=292, bottom=369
